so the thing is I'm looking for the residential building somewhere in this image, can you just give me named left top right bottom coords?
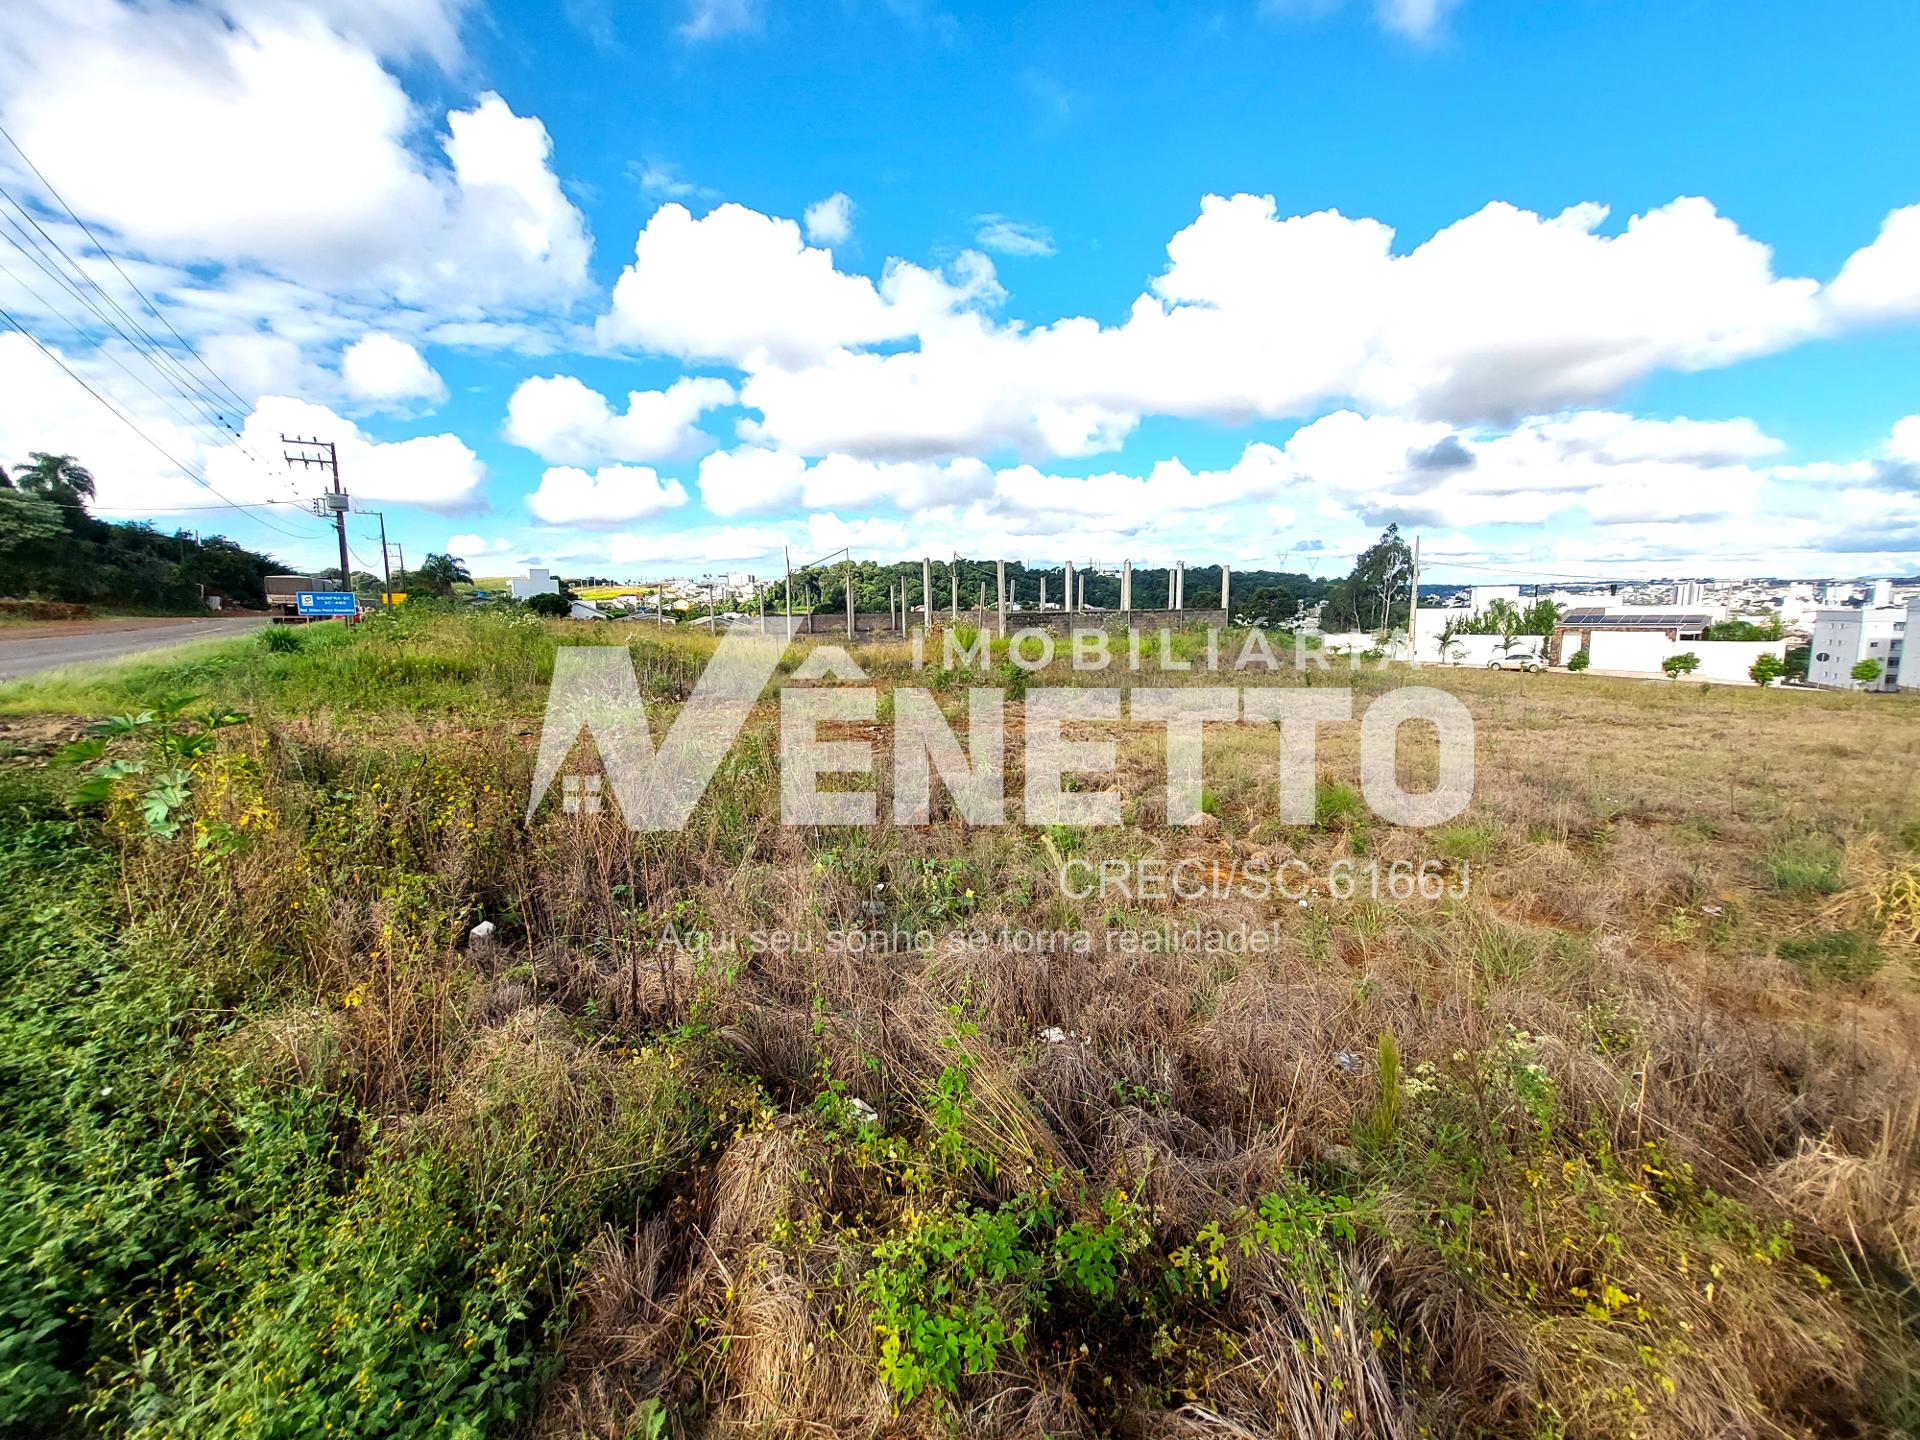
left=509, top=567, right=559, bottom=600
left=1900, top=597, right=1920, bottom=691
left=1807, top=607, right=1905, bottom=691
left=1549, top=606, right=1713, bottom=666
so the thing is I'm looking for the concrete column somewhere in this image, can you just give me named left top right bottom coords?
left=950, top=562, right=958, bottom=620
left=1120, top=559, right=1132, bottom=614
left=1221, top=564, right=1231, bottom=620
left=1173, top=561, right=1184, bottom=611
left=922, top=557, right=932, bottom=628
left=1040, top=575, right=1047, bottom=610
left=1064, top=560, right=1076, bottom=614
left=996, top=559, right=1007, bottom=636
left=1078, top=572, right=1085, bottom=609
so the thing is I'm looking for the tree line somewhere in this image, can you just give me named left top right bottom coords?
left=0, top=453, right=288, bottom=610
left=0, top=452, right=485, bottom=609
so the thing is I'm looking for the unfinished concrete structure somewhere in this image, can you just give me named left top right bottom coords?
left=738, top=557, right=1233, bottom=637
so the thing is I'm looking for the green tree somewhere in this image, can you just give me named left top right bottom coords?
left=409, top=552, right=472, bottom=597
left=14, top=452, right=96, bottom=505
left=1749, top=652, right=1786, bottom=687
left=524, top=591, right=570, bottom=617
left=1318, top=525, right=1413, bottom=632
left=1662, top=651, right=1702, bottom=679
left=1708, top=615, right=1784, bottom=642
left=1851, top=658, right=1883, bottom=687
left=1240, top=585, right=1299, bottom=627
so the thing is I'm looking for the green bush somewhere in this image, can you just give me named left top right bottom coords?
left=1662, top=651, right=1702, bottom=679
left=1566, top=648, right=1590, bottom=672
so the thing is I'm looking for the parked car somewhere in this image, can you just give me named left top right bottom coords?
left=1486, top=653, right=1545, bottom=672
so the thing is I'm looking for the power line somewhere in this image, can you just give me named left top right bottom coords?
left=0, top=133, right=306, bottom=502
left=0, top=185, right=245, bottom=444
left=0, top=242, right=243, bottom=456
left=0, top=120, right=253, bottom=416
left=23, top=494, right=314, bottom=516
left=0, top=302, right=322, bottom=542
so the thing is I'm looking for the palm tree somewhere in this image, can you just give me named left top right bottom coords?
left=16, top=453, right=96, bottom=506
left=410, top=552, right=472, bottom=597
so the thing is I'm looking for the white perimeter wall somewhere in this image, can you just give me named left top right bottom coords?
left=1587, top=632, right=1785, bottom=681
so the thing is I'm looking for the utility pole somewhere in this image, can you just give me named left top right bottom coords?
left=357, top=509, right=394, bottom=607
left=284, top=437, right=349, bottom=591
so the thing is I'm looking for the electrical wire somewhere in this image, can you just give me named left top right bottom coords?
left=0, top=131, right=307, bottom=500
left=0, top=121, right=253, bottom=416
left=0, top=186, right=247, bottom=446
left=0, top=243, right=244, bottom=456
left=0, top=302, right=324, bottom=542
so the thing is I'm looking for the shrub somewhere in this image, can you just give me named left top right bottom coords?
left=1750, top=651, right=1786, bottom=687
left=261, top=625, right=304, bottom=653
left=1662, top=651, right=1702, bottom=679
left=524, top=591, right=571, bottom=617
left=1566, top=647, right=1590, bottom=672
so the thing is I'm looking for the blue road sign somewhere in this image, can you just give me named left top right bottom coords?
left=296, top=591, right=359, bottom=617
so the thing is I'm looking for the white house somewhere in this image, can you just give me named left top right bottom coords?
left=1808, top=606, right=1906, bottom=691
left=509, top=567, right=559, bottom=600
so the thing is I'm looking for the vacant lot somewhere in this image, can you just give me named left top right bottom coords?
left=2, top=607, right=1917, bottom=1440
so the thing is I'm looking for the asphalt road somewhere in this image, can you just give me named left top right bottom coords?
left=0, top=615, right=272, bottom=682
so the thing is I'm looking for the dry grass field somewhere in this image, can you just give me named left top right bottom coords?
left=2, top=606, right=1917, bottom=1440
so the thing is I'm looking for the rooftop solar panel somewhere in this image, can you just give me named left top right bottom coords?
left=1559, top=610, right=1712, bottom=627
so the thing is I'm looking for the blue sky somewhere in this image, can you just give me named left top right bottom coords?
left=2, top=0, right=1917, bottom=585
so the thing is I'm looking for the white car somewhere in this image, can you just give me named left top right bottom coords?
left=1486, top=653, right=1545, bottom=672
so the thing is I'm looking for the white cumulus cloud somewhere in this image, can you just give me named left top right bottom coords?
left=527, top=464, right=689, bottom=526
left=503, top=374, right=735, bottom=464
left=596, top=202, right=1001, bottom=367
left=652, top=192, right=1842, bottom=463
left=339, top=334, right=447, bottom=409
left=0, top=4, right=589, bottom=309
left=1827, top=205, right=1920, bottom=324
left=804, top=192, right=854, bottom=245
